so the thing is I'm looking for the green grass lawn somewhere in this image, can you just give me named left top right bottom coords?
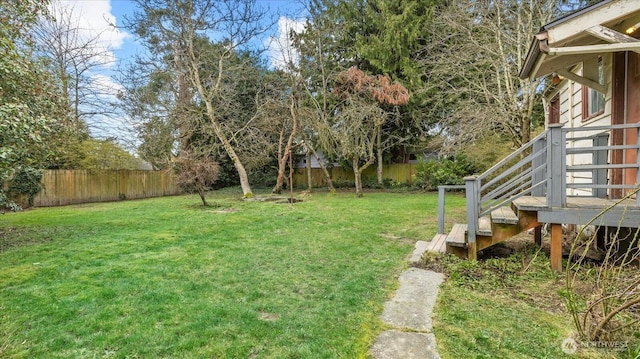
left=4, top=189, right=625, bottom=358
left=0, top=189, right=457, bottom=358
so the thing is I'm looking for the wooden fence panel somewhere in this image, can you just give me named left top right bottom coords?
left=33, top=170, right=181, bottom=207
left=293, top=163, right=415, bottom=188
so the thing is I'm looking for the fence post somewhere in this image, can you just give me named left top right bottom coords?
left=532, top=134, right=547, bottom=197
left=437, top=186, right=446, bottom=234
left=465, top=176, right=479, bottom=260
left=593, top=133, right=609, bottom=199
left=547, top=124, right=566, bottom=207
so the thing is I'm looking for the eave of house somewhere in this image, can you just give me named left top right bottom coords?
left=520, top=0, right=640, bottom=82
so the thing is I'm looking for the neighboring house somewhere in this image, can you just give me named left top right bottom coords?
left=294, top=150, right=341, bottom=169
left=431, top=0, right=640, bottom=271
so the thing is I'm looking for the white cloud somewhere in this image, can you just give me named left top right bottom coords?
left=265, top=17, right=306, bottom=71
left=42, top=1, right=132, bottom=141
left=49, top=0, right=130, bottom=68
left=90, top=73, right=124, bottom=97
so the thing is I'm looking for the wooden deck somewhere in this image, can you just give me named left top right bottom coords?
left=513, top=196, right=640, bottom=210
left=514, top=196, right=640, bottom=228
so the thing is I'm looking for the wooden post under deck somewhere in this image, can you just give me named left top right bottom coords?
left=534, top=225, right=542, bottom=247
left=550, top=223, right=563, bottom=272
left=467, top=242, right=477, bottom=261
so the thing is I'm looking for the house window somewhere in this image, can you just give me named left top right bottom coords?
left=582, top=58, right=605, bottom=120
left=586, top=87, right=605, bottom=116
left=549, top=94, right=560, bottom=124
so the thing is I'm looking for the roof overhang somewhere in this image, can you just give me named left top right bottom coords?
left=520, top=0, right=640, bottom=80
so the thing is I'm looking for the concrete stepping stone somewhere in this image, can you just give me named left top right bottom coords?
left=379, top=268, right=444, bottom=332
left=409, top=240, right=430, bottom=264
left=370, top=330, right=440, bottom=359
left=370, top=239, right=445, bottom=359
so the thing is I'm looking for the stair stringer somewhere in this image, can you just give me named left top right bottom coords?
left=477, top=209, right=539, bottom=251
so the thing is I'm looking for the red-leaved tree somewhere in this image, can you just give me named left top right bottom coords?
left=329, top=66, right=409, bottom=196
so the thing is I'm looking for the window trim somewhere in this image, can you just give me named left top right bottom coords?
left=549, top=94, right=560, bottom=125
left=581, top=57, right=605, bottom=121
left=582, top=85, right=605, bottom=121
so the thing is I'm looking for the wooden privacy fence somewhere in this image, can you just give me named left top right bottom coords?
left=33, top=170, right=181, bottom=207
left=292, top=163, right=415, bottom=188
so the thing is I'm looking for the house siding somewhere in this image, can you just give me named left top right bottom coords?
left=545, top=57, right=613, bottom=196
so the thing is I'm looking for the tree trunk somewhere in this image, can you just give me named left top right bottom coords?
left=376, top=130, right=383, bottom=185
left=306, top=150, right=312, bottom=191
left=197, top=188, right=208, bottom=206
left=306, top=141, right=335, bottom=192
left=211, top=118, right=252, bottom=197
left=273, top=127, right=286, bottom=194
left=353, top=155, right=376, bottom=197
left=273, top=96, right=299, bottom=194
left=187, top=44, right=253, bottom=198
left=208, top=113, right=253, bottom=197
left=353, top=157, right=363, bottom=197
left=174, top=42, right=191, bottom=152
left=522, top=84, right=538, bottom=146
left=232, top=152, right=253, bottom=197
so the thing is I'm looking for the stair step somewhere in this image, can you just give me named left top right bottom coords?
left=426, top=234, right=447, bottom=253
left=445, top=223, right=467, bottom=248
left=491, top=206, right=519, bottom=225
left=478, top=216, right=492, bottom=237
left=512, top=196, right=547, bottom=211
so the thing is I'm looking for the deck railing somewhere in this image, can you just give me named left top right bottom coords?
left=562, top=123, right=640, bottom=204
left=437, top=122, right=640, bottom=243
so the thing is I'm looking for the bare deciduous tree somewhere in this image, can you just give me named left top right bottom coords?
left=263, top=23, right=307, bottom=194
left=422, top=0, right=559, bottom=150
left=174, top=150, right=220, bottom=206
left=33, top=1, right=121, bottom=136
left=292, top=0, right=351, bottom=193
left=117, top=64, right=178, bottom=170
left=129, top=0, right=270, bottom=198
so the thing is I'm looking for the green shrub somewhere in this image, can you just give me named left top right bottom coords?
left=332, top=179, right=355, bottom=188
left=362, top=178, right=391, bottom=189
left=2, top=167, right=44, bottom=210
left=248, top=165, right=278, bottom=188
left=412, top=154, right=479, bottom=191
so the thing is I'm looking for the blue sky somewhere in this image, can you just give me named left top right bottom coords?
left=51, top=0, right=307, bottom=143
left=107, top=0, right=307, bottom=68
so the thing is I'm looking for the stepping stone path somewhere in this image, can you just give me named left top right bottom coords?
left=370, top=240, right=444, bottom=359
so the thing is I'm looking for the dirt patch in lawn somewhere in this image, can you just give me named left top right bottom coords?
left=381, top=233, right=416, bottom=245
left=0, top=227, right=54, bottom=253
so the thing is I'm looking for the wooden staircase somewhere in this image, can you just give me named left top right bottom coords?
left=443, top=199, right=541, bottom=258
left=429, top=124, right=640, bottom=270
